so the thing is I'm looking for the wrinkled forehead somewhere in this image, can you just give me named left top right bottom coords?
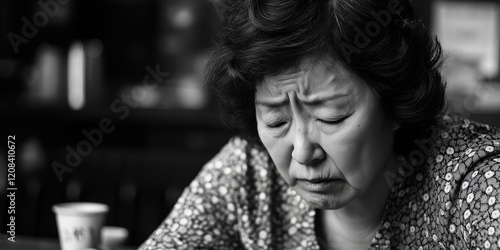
left=256, top=57, right=363, bottom=100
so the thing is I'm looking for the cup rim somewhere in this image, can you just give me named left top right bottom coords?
left=52, top=202, right=109, bottom=215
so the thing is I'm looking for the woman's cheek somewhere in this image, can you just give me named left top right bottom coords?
left=264, top=138, right=289, bottom=169
left=322, top=119, right=372, bottom=189
left=338, top=114, right=392, bottom=191
left=258, top=127, right=293, bottom=182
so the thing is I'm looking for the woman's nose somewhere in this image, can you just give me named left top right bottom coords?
left=291, top=124, right=325, bottom=166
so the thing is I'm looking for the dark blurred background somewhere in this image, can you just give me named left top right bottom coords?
left=0, top=0, right=234, bottom=247
left=0, top=0, right=499, bottom=248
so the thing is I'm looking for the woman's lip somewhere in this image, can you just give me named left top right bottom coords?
left=296, top=179, right=341, bottom=192
left=297, top=178, right=339, bottom=183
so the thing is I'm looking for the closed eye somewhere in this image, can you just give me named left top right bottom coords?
left=266, top=121, right=287, bottom=128
left=317, top=116, right=348, bottom=125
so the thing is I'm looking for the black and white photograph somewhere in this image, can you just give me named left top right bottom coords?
left=1, top=0, right=500, bottom=249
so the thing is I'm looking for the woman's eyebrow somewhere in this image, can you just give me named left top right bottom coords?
left=255, top=98, right=288, bottom=108
left=300, top=92, right=351, bottom=106
left=255, top=91, right=352, bottom=108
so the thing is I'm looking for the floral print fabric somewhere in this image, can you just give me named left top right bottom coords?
left=139, top=113, right=500, bottom=249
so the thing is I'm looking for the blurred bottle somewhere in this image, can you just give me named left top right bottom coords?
left=25, top=43, right=66, bottom=106
left=67, top=39, right=104, bottom=110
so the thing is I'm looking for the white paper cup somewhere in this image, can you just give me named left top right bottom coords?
left=52, top=202, right=109, bottom=250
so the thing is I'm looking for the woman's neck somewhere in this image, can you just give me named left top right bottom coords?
left=316, top=154, right=400, bottom=249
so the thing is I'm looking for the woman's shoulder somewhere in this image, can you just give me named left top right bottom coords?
left=417, top=112, right=500, bottom=173
left=395, top=112, right=500, bottom=212
left=426, top=112, right=500, bottom=188
left=427, top=114, right=500, bottom=247
left=430, top=112, right=500, bottom=146
left=441, top=112, right=499, bottom=134
left=389, top=114, right=500, bottom=248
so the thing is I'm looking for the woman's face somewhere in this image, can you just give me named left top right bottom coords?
left=255, top=58, right=398, bottom=210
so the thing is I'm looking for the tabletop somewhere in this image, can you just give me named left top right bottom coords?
left=0, top=235, right=137, bottom=250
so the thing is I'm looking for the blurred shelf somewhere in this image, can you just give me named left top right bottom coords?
left=3, top=103, right=226, bottom=128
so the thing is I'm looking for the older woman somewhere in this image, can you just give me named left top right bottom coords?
left=140, top=0, right=500, bottom=249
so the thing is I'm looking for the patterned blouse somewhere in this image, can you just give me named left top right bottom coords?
left=139, top=113, right=500, bottom=249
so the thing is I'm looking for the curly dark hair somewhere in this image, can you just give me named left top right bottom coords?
left=205, top=0, right=447, bottom=153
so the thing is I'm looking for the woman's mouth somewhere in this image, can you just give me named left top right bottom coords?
left=296, top=178, right=341, bottom=192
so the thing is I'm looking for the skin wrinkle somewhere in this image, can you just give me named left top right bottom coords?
left=257, top=63, right=356, bottom=109
left=255, top=57, right=400, bottom=249
left=256, top=58, right=395, bottom=190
